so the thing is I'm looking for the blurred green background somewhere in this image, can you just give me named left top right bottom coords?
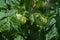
left=0, top=0, right=60, bottom=40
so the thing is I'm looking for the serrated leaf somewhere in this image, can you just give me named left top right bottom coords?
left=6, top=0, right=20, bottom=6
left=46, top=25, right=58, bottom=40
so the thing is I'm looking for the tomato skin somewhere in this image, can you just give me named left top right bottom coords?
left=16, top=14, right=26, bottom=24
left=19, top=16, right=26, bottom=24
left=36, top=14, right=47, bottom=26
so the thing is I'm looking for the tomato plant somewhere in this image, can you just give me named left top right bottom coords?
left=0, top=0, right=60, bottom=40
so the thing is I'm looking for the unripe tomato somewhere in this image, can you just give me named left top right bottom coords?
left=19, top=16, right=26, bottom=24
left=36, top=14, right=47, bottom=26
left=16, top=14, right=26, bottom=24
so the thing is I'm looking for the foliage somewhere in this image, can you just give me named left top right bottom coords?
left=0, top=0, right=60, bottom=40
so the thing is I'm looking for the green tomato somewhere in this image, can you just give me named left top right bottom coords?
left=36, top=15, right=47, bottom=26
left=16, top=14, right=26, bottom=24
left=19, top=16, right=26, bottom=24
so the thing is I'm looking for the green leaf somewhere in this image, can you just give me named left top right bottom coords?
left=14, top=35, right=24, bottom=40
left=6, top=0, right=20, bottom=6
left=0, top=12, right=6, bottom=20
left=6, top=9, right=17, bottom=16
left=0, top=0, right=6, bottom=8
left=0, top=9, right=18, bottom=32
left=46, top=25, right=58, bottom=40
left=0, top=9, right=17, bottom=20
